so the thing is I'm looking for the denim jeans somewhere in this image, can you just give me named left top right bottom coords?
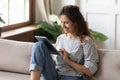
left=30, top=40, right=83, bottom=80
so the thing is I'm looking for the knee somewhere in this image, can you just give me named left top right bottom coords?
left=31, top=40, right=46, bottom=57
left=33, top=40, right=46, bottom=50
left=36, top=40, right=45, bottom=46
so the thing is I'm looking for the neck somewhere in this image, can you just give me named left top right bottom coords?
left=66, top=33, right=78, bottom=39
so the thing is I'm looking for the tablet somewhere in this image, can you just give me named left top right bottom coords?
left=35, top=36, right=60, bottom=55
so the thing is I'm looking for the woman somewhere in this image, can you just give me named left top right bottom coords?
left=29, top=5, right=99, bottom=80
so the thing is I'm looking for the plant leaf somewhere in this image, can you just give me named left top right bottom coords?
left=36, top=20, right=62, bottom=42
left=90, top=29, right=108, bottom=42
left=0, top=16, right=5, bottom=24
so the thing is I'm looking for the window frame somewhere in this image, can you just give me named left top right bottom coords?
left=2, top=0, right=35, bottom=32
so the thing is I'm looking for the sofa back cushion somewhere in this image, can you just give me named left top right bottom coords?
left=0, top=39, right=34, bottom=74
left=94, top=49, right=120, bottom=80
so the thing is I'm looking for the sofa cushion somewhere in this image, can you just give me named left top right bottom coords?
left=0, top=71, right=45, bottom=80
left=0, top=71, right=30, bottom=80
left=94, top=49, right=120, bottom=80
left=0, top=39, right=34, bottom=74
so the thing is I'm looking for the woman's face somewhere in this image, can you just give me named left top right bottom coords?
left=60, top=15, right=75, bottom=34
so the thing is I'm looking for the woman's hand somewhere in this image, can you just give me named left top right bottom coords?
left=59, top=48, right=70, bottom=63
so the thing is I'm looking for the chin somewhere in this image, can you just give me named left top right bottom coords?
left=63, top=31, right=68, bottom=34
left=63, top=30, right=69, bottom=33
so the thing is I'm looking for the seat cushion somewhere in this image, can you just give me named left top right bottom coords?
left=0, top=39, right=34, bottom=74
left=94, top=49, right=120, bottom=80
left=0, top=71, right=46, bottom=80
left=0, top=71, right=30, bottom=80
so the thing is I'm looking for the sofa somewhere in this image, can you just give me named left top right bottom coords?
left=0, top=38, right=120, bottom=80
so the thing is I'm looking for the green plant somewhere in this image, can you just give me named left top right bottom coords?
left=90, top=29, right=108, bottom=42
left=35, top=14, right=108, bottom=43
left=0, top=14, right=5, bottom=25
left=35, top=20, right=62, bottom=43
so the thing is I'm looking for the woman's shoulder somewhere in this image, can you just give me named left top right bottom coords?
left=84, top=36, right=94, bottom=44
left=81, top=36, right=96, bottom=48
left=55, top=34, right=66, bottom=44
left=85, top=36, right=92, bottom=40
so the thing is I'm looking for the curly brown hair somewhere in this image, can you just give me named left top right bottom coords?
left=59, top=5, right=95, bottom=43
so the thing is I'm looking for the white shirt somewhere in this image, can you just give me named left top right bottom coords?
left=55, top=34, right=99, bottom=76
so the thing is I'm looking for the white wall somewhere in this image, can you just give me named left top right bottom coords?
left=80, top=0, right=120, bottom=49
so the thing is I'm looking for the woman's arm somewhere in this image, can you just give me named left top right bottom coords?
left=66, top=58, right=93, bottom=77
left=30, top=70, right=41, bottom=80
left=60, top=48, right=93, bottom=77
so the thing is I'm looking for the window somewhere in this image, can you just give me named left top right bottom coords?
left=0, top=0, right=35, bottom=31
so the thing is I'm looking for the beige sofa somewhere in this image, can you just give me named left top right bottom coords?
left=0, top=38, right=120, bottom=80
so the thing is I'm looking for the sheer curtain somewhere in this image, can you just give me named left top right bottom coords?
left=36, top=0, right=51, bottom=22
left=36, top=0, right=79, bottom=22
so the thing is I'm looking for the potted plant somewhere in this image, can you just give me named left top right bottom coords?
left=35, top=15, right=62, bottom=43
left=35, top=14, right=108, bottom=43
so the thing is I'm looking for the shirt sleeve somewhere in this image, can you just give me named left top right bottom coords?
left=82, top=37, right=99, bottom=74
